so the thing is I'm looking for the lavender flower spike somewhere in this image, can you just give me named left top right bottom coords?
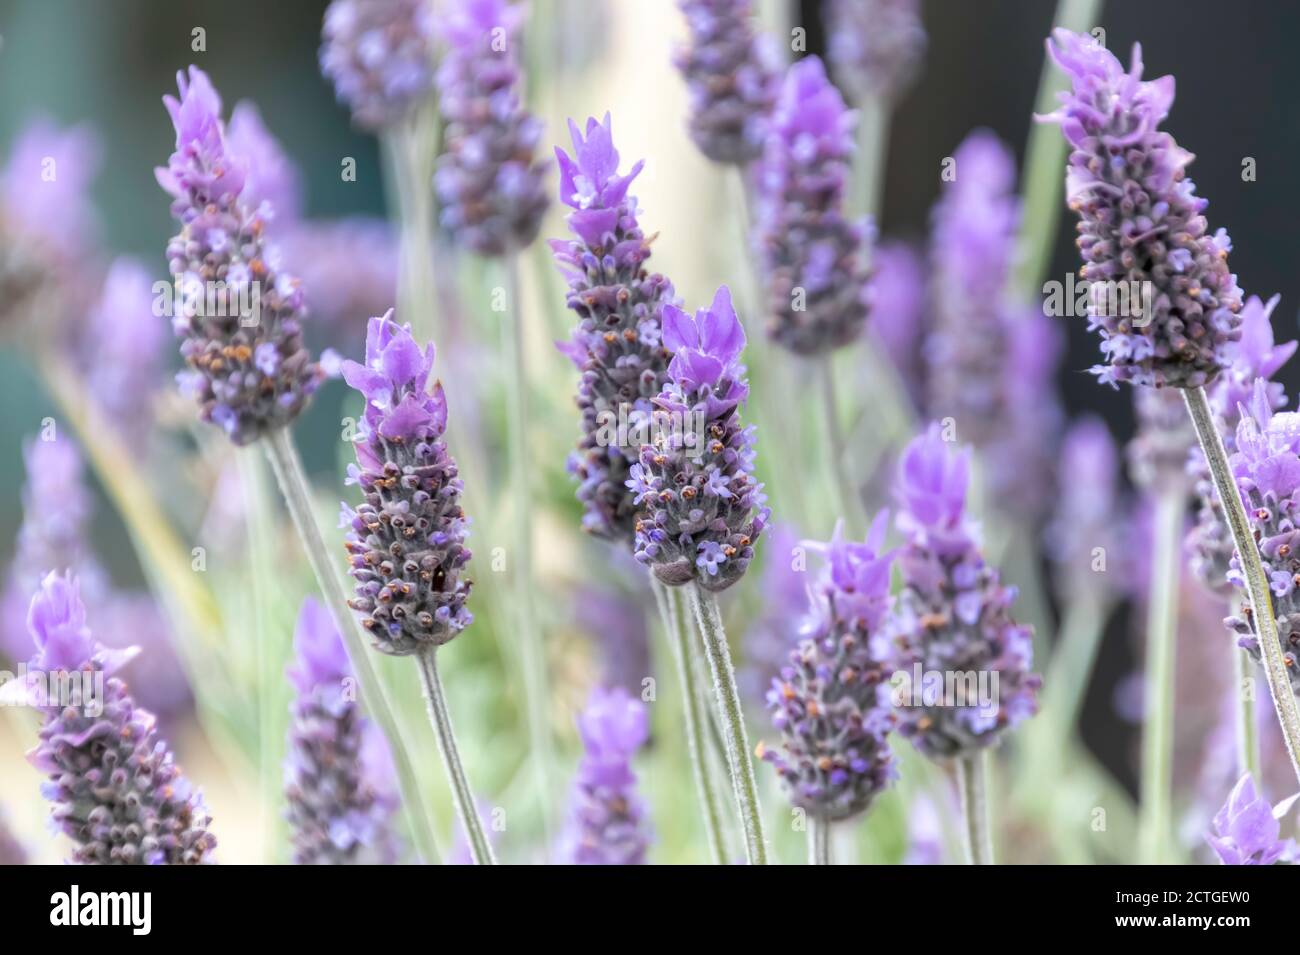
left=341, top=311, right=473, bottom=655
left=630, top=285, right=770, bottom=592
left=434, top=0, right=549, bottom=256
left=1041, top=29, right=1242, bottom=389
left=320, top=0, right=437, bottom=131
left=674, top=0, right=779, bottom=165
left=887, top=424, right=1041, bottom=758
left=825, top=0, right=926, bottom=104
left=755, top=55, right=872, bottom=356
left=157, top=66, right=323, bottom=445
left=552, top=113, right=677, bottom=543
left=85, top=258, right=167, bottom=446
left=0, top=573, right=216, bottom=864
left=560, top=686, right=653, bottom=865
left=285, top=598, right=403, bottom=864
left=760, top=512, right=897, bottom=822
left=1207, top=773, right=1298, bottom=865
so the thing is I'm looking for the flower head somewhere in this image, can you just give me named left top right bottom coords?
left=825, top=0, right=926, bottom=104
left=1046, top=416, right=1126, bottom=604
left=1207, top=773, right=1298, bottom=865
left=320, top=0, right=437, bottom=130
left=85, top=258, right=167, bottom=446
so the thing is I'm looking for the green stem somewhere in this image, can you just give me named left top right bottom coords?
left=688, top=583, right=768, bottom=864
left=415, top=647, right=497, bottom=865
left=651, top=576, right=727, bottom=864
left=956, top=751, right=994, bottom=865
left=808, top=816, right=831, bottom=865
left=851, top=94, right=888, bottom=224
left=1183, top=385, right=1300, bottom=786
left=1233, top=601, right=1261, bottom=781
left=1138, top=488, right=1182, bottom=865
left=1041, top=596, right=1109, bottom=755
left=262, top=427, right=442, bottom=864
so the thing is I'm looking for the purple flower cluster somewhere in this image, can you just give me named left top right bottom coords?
left=674, top=0, right=779, bottom=165
left=1207, top=773, right=1298, bottom=865
left=552, top=114, right=677, bottom=542
left=869, top=242, right=927, bottom=409
left=1042, top=29, right=1242, bottom=389
left=284, top=599, right=403, bottom=864
left=560, top=686, right=652, bottom=865
left=886, top=425, right=1040, bottom=758
left=760, top=513, right=897, bottom=821
left=1045, top=416, right=1126, bottom=604
left=755, top=56, right=872, bottom=356
left=341, top=312, right=473, bottom=655
left=85, top=259, right=167, bottom=447
left=434, top=0, right=549, bottom=256
left=629, top=286, right=770, bottom=592
left=0, top=573, right=215, bottom=864
left=157, top=67, right=323, bottom=446
left=320, top=0, right=437, bottom=131
left=825, top=0, right=926, bottom=104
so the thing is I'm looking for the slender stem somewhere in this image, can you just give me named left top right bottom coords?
left=956, top=752, right=994, bottom=865
left=1041, top=596, right=1109, bottom=756
left=688, top=583, right=768, bottom=864
left=651, top=576, right=727, bottom=864
left=851, top=94, right=888, bottom=224
left=819, top=356, right=860, bottom=530
left=382, top=115, right=440, bottom=343
left=1184, top=385, right=1300, bottom=785
left=807, top=816, right=831, bottom=865
left=262, top=427, right=442, bottom=864
left=1233, top=606, right=1261, bottom=781
left=415, top=647, right=497, bottom=865
left=504, top=252, right=557, bottom=842
left=1138, top=488, right=1182, bottom=865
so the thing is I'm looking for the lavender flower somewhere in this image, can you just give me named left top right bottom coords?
left=225, top=102, right=304, bottom=225
left=1189, top=294, right=1295, bottom=593
left=674, top=0, right=779, bottom=165
left=320, top=0, right=437, bottom=131
left=886, top=425, right=1041, bottom=758
left=755, top=55, right=872, bottom=355
left=85, top=259, right=167, bottom=446
left=434, top=0, right=549, bottom=256
left=1045, top=416, right=1126, bottom=605
left=870, top=242, right=927, bottom=410
left=552, top=114, right=677, bottom=542
left=341, top=312, right=473, bottom=655
left=1042, top=29, right=1243, bottom=389
left=157, top=66, right=323, bottom=446
left=740, top=523, right=811, bottom=707
left=560, top=686, right=652, bottom=865
left=904, top=794, right=944, bottom=865
left=281, top=217, right=399, bottom=332
left=630, top=286, right=770, bottom=591
left=759, top=513, right=897, bottom=821
left=1127, top=386, right=1193, bottom=491
left=285, top=598, right=403, bottom=864
left=1207, top=773, right=1298, bottom=865
left=0, top=807, right=26, bottom=865
left=0, top=573, right=215, bottom=864
left=824, top=0, right=926, bottom=104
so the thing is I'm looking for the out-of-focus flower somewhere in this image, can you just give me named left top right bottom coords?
left=1041, top=29, right=1242, bottom=389
left=1206, top=773, right=1298, bottom=865
left=284, top=598, right=403, bottom=864
left=280, top=217, right=399, bottom=333
left=573, top=581, right=652, bottom=698
left=1045, top=416, right=1126, bottom=605
left=631, top=286, right=769, bottom=592
left=320, top=0, right=437, bottom=131
left=84, top=258, right=166, bottom=447
left=869, top=242, right=927, bottom=410
left=434, top=0, right=549, bottom=256
left=552, top=114, right=677, bottom=543
left=341, top=312, right=473, bottom=655
left=740, top=523, right=811, bottom=707
left=226, top=102, right=304, bottom=224
left=825, top=0, right=926, bottom=104
left=760, top=513, right=897, bottom=821
left=157, top=66, right=323, bottom=445
left=560, top=686, right=652, bottom=865
left=886, top=424, right=1041, bottom=758
left=755, top=56, right=872, bottom=355
left=0, top=573, right=215, bottom=865
left=674, top=0, right=779, bottom=165
left=1127, top=386, right=1193, bottom=491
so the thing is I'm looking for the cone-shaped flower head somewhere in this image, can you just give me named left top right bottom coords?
left=434, top=0, right=549, bottom=256
left=825, top=0, right=926, bottom=104
left=1207, top=773, right=1298, bottom=865
left=85, top=258, right=167, bottom=446
left=760, top=512, right=897, bottom=821
left=320, top=0, right=437, bottom=131
left=756, top=55, right=872, bottom=355
left=157, top=66, right=322, bottom=446
left=0, top=573, right=215, bottom=864
left=284, top=598, right=403, bottom=864
left=1045, top=416, right=1126, bottom=605
left=1189, top=295, right=1295, bottom=593
left=560, top=686, right=652, bottom=865
left=630, top=286, right=769, bottom=591
left=1041, top=29, right=1242, bottom=389
left=552, top=114, right=677, bottom=543
left=886, top=425, right=1040, bottom=759
left=674, top=0, right=779, bottom=165
left=341, top=311, right=473, bottom=655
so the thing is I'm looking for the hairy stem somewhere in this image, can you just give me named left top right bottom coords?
left=651, top=576, right=727, bottom=864
left=262, top=427, right=441, bottom=864
left=1184, top=385, right=1300, bottom=785
left=689, top=584, right=768, bottom=864
left=808, top=815, right=831, bottom=865
left=957, top=751, right=994, bottom=865
left=415, top=647, right=497, bottom=865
